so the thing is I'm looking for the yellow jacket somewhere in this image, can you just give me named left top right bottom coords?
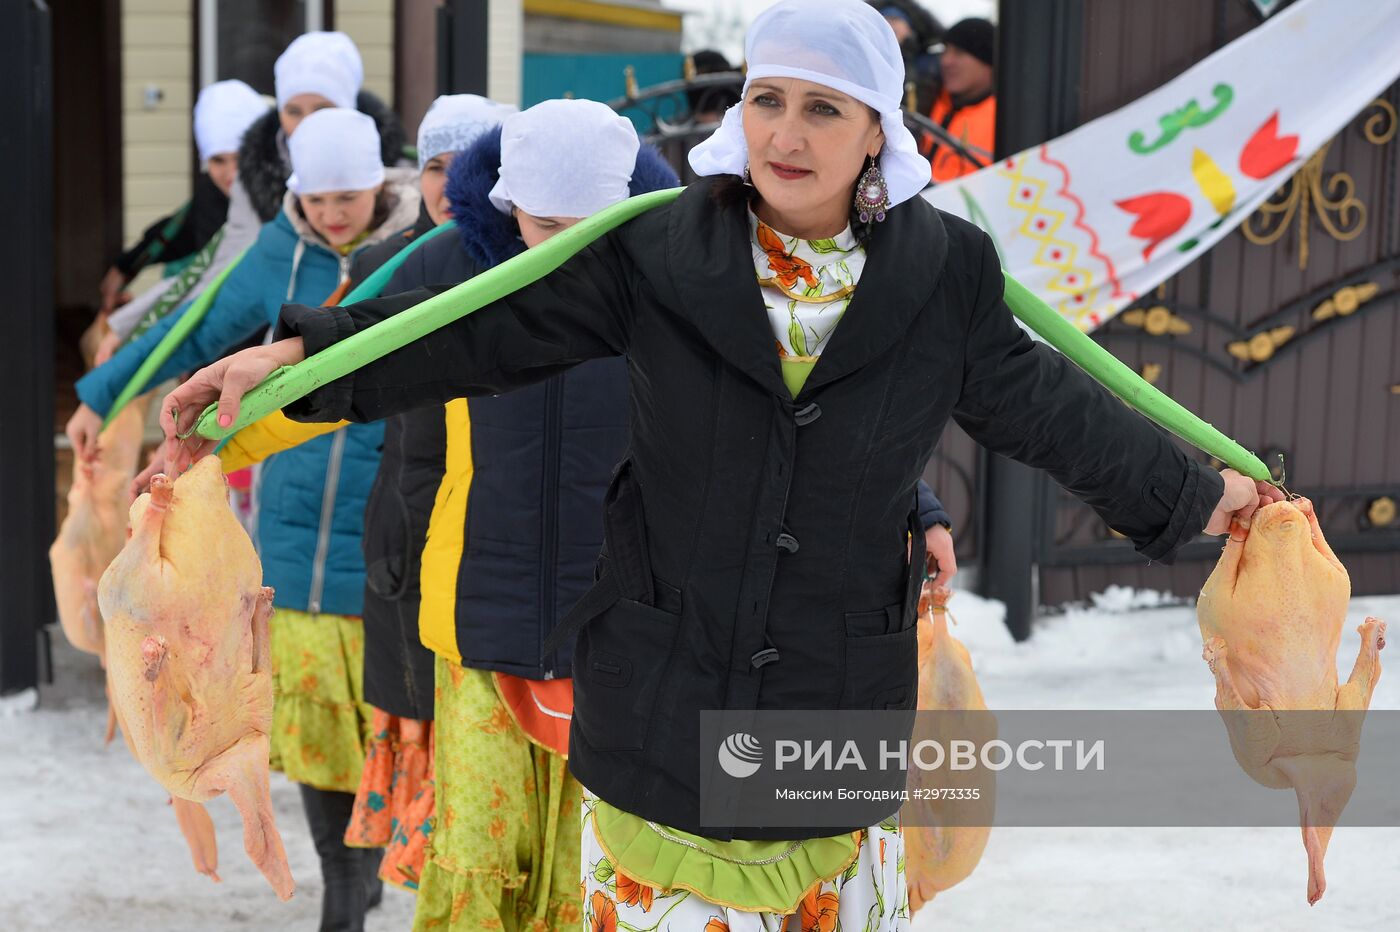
left=417, top=398, right=472, bottom=663
left=216, top=411, right=348, bottom=471
left=216, top=400, right=475, bottom=666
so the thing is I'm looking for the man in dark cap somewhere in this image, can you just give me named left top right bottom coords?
left=926, top=17, right=996, bottom=183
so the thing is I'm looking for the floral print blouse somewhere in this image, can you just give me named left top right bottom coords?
left=749, top=210, right=866, bottom=361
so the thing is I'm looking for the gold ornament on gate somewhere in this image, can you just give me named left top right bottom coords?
left=1363, top=97, right=1397, bottom=146
left=1228, top=326, right=1295, bottom=364
left=1313, top=282, right=1380, bottom=322
left=1119, top=305, right=1192, bottom=336
left=1242, top=141, right=1365, bottom=271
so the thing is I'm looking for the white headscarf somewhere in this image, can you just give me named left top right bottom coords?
left=274, top=31, right=363, bottom=111
left=488, top=99, right=639, bottom=218
left=688, top=0, right=931, bottom=209
left=193, top=80, right=269, bottom=162
left=417, top=94, right=518, bottom=168
left=286, top=109, right=384, bottom=195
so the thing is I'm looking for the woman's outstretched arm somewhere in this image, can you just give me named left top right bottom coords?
left=158, top=233, right=636, bottom=472
left=953, top=230, right=1277, bottom=561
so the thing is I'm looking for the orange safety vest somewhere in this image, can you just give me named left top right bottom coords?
left=924, top=89, right=997, bottom=184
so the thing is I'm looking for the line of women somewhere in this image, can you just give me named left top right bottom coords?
left=192, top=91, right=689, bottom=930
left=74, top=22, right=907, bottom=932
left=69, top=3, right=1277, bottom=930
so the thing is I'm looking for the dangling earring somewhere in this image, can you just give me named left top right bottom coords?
left=742, top=166, right=755, bottom=188
left=854, top=157, right=890, bottom=223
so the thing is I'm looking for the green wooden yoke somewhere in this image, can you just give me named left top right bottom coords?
left=105, top=220, right=460, bottom=431
left=187, top=189, right=1272, bottom=483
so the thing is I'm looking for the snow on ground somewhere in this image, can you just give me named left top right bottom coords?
left=4, top=591, right=1399, bottom=930
left=0, top=639, right=414, bottom=932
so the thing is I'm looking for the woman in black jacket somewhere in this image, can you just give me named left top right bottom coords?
left=161, top=2, right=1277, bottom=927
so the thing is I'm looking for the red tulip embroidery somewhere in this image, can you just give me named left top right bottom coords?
left=1115, top=192, right=1192, bottom=261
left=1239, top=112, right=1299, bottom=179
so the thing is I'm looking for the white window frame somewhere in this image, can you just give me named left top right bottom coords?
left=199, top=0, right=325, bottom=88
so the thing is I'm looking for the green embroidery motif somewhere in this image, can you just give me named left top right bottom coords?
left=1128, top=83, right=1234, bottom=155
left=126, top=226, right=227, bottom=342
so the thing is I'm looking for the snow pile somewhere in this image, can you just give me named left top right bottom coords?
left=0, top=688, right=38, bottom=717
left=1088, top=584, right=1185, bottom=613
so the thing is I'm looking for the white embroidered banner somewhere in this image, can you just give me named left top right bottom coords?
left=924, top=0, right=1400, bottom=331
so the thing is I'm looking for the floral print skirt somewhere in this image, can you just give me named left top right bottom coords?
left=581, top=792, right=910, bottom=931
left=268, top=607, right=374, bottom=793
left=411, top=657, right=583, bottom=931
left=345, top=708, right=436, bottom=891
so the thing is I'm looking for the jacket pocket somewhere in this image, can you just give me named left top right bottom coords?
left=573, top=596, right=681, bottom=751
left=902, top=505, right=927, bottom=630
left=599, top=458, right=654, bottom=602
left=844, top=605, right=902, bottom=638
left=364, top=492, right=411, bottom=596
left=364, top=489, right=414, bottom=600
left=839, top=609, right=918, bottom=711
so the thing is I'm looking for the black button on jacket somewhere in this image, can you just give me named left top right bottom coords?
left=279, top=179, right=1225, bottom=839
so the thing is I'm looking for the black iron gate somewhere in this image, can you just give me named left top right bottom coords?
left=1036, top=2, right=1400, bottom=605
left=601, top=0, right=1399, bottom=637
left=0, top=0, right=55, bottom=696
